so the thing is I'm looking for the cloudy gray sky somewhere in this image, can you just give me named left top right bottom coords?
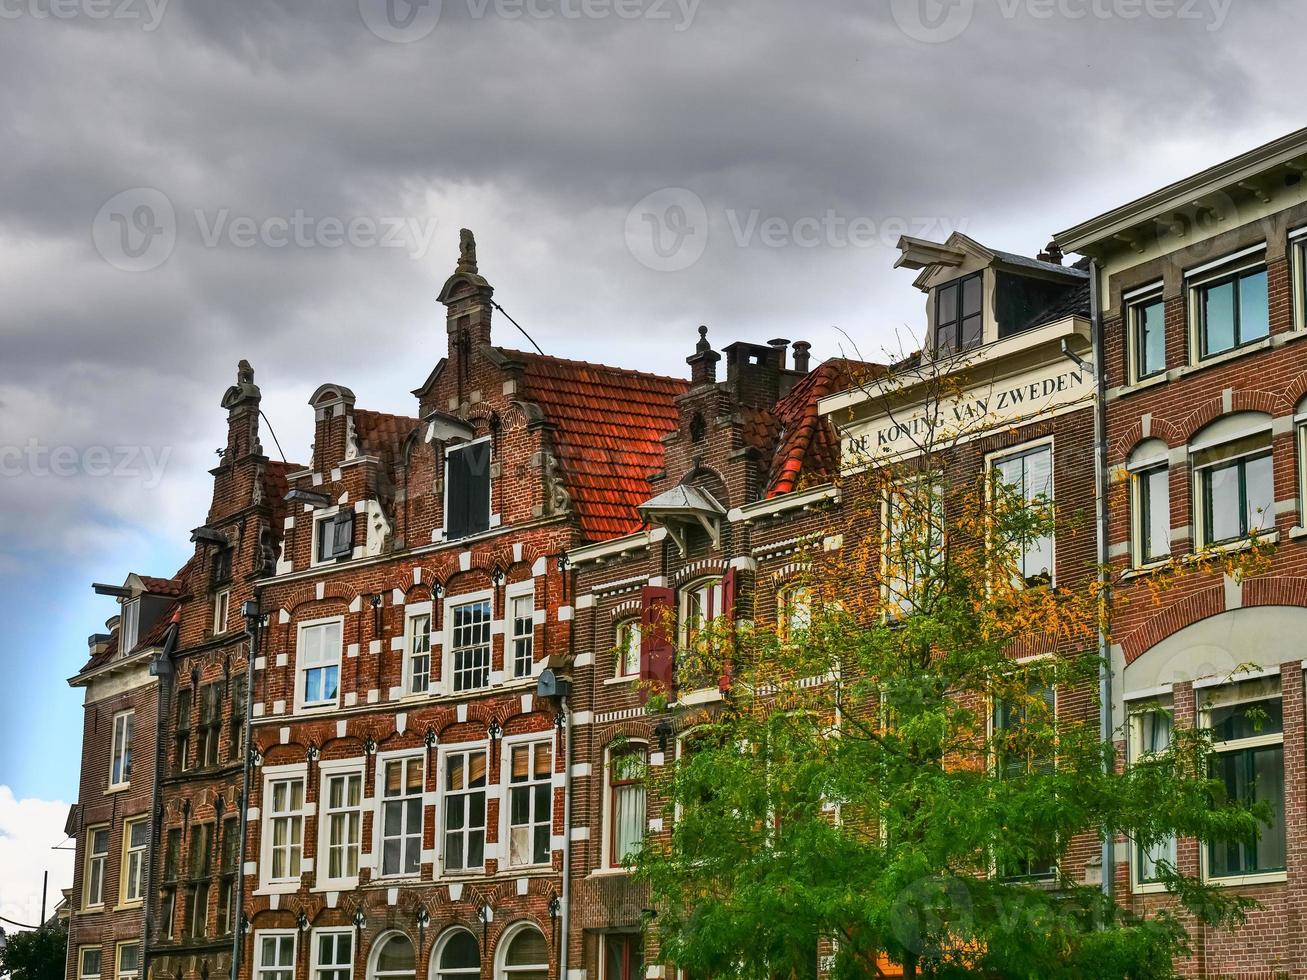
left=0, top=0, right=1302, bottom=922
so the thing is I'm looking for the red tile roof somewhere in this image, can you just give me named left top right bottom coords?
left=263, top=459, right=303, bottom=503
left=767, top=358, right=874, bottom=497
left=353, top=409, right=419, bottom=473
left=137, top=574, right=186, bottom=597
left=505, top=349, right=688, bottom=540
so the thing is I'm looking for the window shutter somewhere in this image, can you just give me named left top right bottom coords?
left=447, top=448, right=471, bottom=539
left=446, top=442, right=491, bottom=540
left=331, top=511, right=354, bottom=559
left=639, top=585, right=676, bottom=692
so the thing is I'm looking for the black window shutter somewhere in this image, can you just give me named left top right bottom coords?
left=447, top=442, right=491, bottom=540
left=447, top=448, right=472, bottom=539
left=467, top=441, right=490, bottom=534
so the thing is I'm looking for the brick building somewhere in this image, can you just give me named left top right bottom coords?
left=66, top=574, right=180, bottom=980
left=238, top=232, right=686, bottom=980
left=1058, top=126, right=1307, bottom=979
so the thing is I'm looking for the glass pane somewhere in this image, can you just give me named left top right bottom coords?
left=937, top=282, right=958, bottom=328
left=1238, top=269, right=1269, bottom=343
left=440, top=932, right=479, bottom=970
left=960, top=314, right=983, bottom=351
left=1202, top=279, right=1236, bottom=356
left=962, top=273, right=983, bottom=318
left=1142, top=467, right=1170, bottom=560
left=1210, top=698, right=1283, bottom=741
left=1137, top=299, right=1166, bottom=376
left=1205, top=463, right=1242, bottom=543
left=377, top=937, right=415, bottom=972
left=1244, top=454, right=1274, bottom=533
left=506, top=930, right=549, bottom=967
left=1253, top=746, right=1286, bottom=871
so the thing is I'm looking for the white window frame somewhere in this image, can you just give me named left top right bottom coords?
left=1186, top=245, right=1270, bottom=364
left=614, top=617, right=641, bottom=680
left=253, top=931, right=298, bottom=980
left=1190, top=419, right=1275, bottom=549
left=986, top=437, right=1056, bottom=589
left=84, top=824, right=110, bottom=909
left=119, top=816, right=148, bottom=906
left=119, top=598, right=139, bottom=654
left=317, top=760, right=364, bottom=889
left=115, top=943, right=141, bottom=980
left=444, top=590, right=495, bottom=695
left=310, top=928, right=354, bottom=980
left=505, top=582, right=536, bottom=681
left=1127, top=440, right=1172, bottom=568
left=881, top=476, right=945, bottom=614
left=109, top=710, right=133, bottom=790
left=294, top=616, right=344, bottom=713
left=1291, top=226, right=1307, bottom=333
left=439, top=741, right=489, bottom=875
left=442, top=435, right=494, bottom=542
left=310, top=505, right=355, bottom=568
left=494, top=923, right=549, bottom=980
left=1199, top=681, right=1287, bottom=887
left=1124, top=283, right=1166, bottom=385
left=679, top=576, right=724, bottom=647
left=602, top=740, right=648, bottom=871
left=403, top=603, right=434, bottom=698
left=501, top=733, right=554, bottom=869
left=259, top=765, right=308, bottom=892
left=79, top=947, right=102, bottom=980
left=374, top=751, right=426, bottom=880
left=432, top=928, right=481, bottom=980
left=1126, top=696, right=1177, bottom=894
left=986, top=669, right=1059, bottom=881
left=214, top=589, right=231, bottom=634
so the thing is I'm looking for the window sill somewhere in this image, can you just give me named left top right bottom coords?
left=311, top=878, right=359, bottom=893
left=1197, top=530, right=1279, bottom=555
left=253, top=882, right=302, bottom=896
left=118, top=899, right=144, bottom=911
left=587, top=867, right=634, bottom=880
left=1131, top=881, right=1170, bottom=895
left=105, top=784, right=130, bottom=795
left=673, top=687, right=723, bottom=708
left=1121, top=560, right=1172, bottom=581
left=1289, top=526, right=1307, bottom=540
left=1111, top=328, right=1307, bottom=397
left=1206, top=870, right=1287, bottom=888
left=605, top=676, right=637, bottom=687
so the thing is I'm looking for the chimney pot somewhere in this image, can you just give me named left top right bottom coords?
left=1038, top=239, right=1064, bottom=266
left=792, top=341, right=812, bottom=373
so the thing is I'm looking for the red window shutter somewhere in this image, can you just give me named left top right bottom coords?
left=719, top=567, right=739, bottom=692
left=639, top=585, right=676, bottom=691
left=721, top=567, right=737, bottom=620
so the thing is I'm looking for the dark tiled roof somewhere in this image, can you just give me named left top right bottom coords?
left=1027, top=281, right=1091, bottom=329
left=505, top=349, right=688, bottom=540
left=767, top=359, right=873, bottom=497
left=81, top=561, right=192, bottom=673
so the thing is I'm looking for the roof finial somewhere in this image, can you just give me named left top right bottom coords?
left=237, top=359, right=254, bottom=385
left=457, top=228, right=478, bottom=275
left=696, top=324, right=710, bottom=352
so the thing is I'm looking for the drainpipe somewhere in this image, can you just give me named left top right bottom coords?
left=1090, top=258, right=1115, bottom=903
left=558, top=558, right=576, bottom=980
left=231, top=602, right=262, bottom=980
left=143, top=613, right=180, bottom=980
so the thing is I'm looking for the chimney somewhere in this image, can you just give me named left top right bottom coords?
left=1037, top=239, right=1064, bottom=266
left=768, top=338, right=790, bottom=371
left=437, top=229, right=495, bottom=400
left=791, top=341, right=812, bottom=373
left=686, top=325, right=721, bottom=388
left=723, top=340, right=785, bottom=407
left=87, top=633, right=112, bottom=657
left=308, top=384, right=357, bottom=473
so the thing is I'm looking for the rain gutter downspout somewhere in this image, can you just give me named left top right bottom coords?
left=231, top=604, right=261, bottom=980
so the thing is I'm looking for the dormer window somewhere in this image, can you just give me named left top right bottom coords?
left=445, top=439, right=491, bottom=540
left=314, top=511, right=354, bottom=565
left=120, top=598, right=140, bottom=654
left=934, top=272, right=983, bottom=356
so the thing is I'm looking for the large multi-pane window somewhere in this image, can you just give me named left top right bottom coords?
left=110, top=711, right=133, bottom=788
left=1206, top=694, right=1286, bottom=879
left=230, top=674, right=248, bottom=762
left=510, top=592, right=535, bottom=679
left=1127, top=289, right=1167, bottom=381
left=372, top=935, right=416, bottom=980
left=115, top=943, right=141, bottom=980
left=506, top=741, right=552, bottom=867
left=1191, top=419, right=1274, bottom=548
left=265, top=777, right=305, bottom=882
left=79, top=948, right=101, bottom=980
left=380, top=757, right=423, bottom=878
left=450, top=600, right=492, bottom=692
left=312, top=931, right=353, bottom=980
left=1131, top=704, right=1177, bottom=885
left=198, top=682, right=222, bottom=768
left=218, top=816, right=239, bottom=935
left=443, top=748, right=487, bottom=873
left=84, top=826, right=109, bottom=908
left=1191, top=251, right=1269, bottom=359
left=884, top=479, right=945, bottom=613
left=255, top=934, right=297, bottom=980
left=680, top=577, right=724, bottom=646
left=297, top=619, right=342, bottom=709
left=120, top=818, right=148, bottom=904
left=322, top=770, right=362, bottom=883
left=608, top=744, right=647, bottom=868
left=435, top=931, right=480, bottom=980
left=175, top=688, right=192, bottom=771
left=406, top=612, right=432, bottom=695
left=992, top=444, right=1054, bottom=587
left=934, top=271, right=984, bottom=356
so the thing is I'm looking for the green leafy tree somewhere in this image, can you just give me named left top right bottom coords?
left=0, top=924, right=68, bottom=980
left=635, top=361, right=1272, bottom=979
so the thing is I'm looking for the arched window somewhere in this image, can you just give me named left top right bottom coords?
left=614, top=617, right=641, bottom=679
left=370, top=934, right=415, bottom=980
left=498, top=925, right=548, bottom=980
left=1128, top=439, right=1171, bottom=566
left=1189, top=412, right=1274, bottom=548
left=433, top=930, right=479, bottom=980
